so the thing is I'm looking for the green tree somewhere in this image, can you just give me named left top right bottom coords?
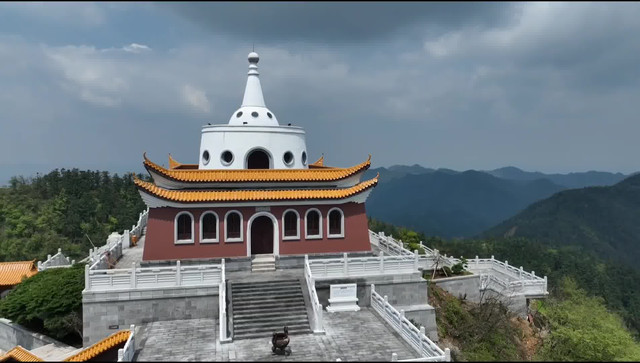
left=0, top=264, right=85, bottom=346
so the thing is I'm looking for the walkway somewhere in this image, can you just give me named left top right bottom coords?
left=115, top=235, right=145, bottom=268
left=134, top=308, right=419, bottom=361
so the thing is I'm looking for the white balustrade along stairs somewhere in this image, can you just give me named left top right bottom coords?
left=368, top=230, right=548, bottom=298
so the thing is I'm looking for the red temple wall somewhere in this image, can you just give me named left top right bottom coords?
left=142, top=202, right=371, bottom=261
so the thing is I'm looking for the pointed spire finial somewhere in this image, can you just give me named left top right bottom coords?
left=242, top=51, right=265, bottom=107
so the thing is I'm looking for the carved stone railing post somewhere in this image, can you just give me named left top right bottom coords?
left=343, top=253, right=348, bottom=275
left=131, top=262, right=136, bottom=288
left=85, top=264, right=90, bottom=290
left=176, top=260, right=181, bottom=286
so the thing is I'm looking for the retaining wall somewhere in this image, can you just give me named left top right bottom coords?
left=82, top=286, right=219, bottom=346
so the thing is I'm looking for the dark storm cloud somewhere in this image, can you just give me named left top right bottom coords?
left=160, top=2, right=516, bottom=44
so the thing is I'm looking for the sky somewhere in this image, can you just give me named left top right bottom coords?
left=1, top=2, right=639, bottom=184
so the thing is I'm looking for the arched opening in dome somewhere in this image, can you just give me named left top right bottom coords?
left=246, top=149, right=271, bottom=169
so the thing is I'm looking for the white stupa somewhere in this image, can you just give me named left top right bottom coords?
left=198, top=52, right=308, bottom=170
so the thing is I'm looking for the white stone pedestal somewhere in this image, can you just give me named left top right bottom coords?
left=326, top=283, right=360, bottom=312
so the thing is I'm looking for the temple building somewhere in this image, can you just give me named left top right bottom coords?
left=135, top=52, right=378, bottom=261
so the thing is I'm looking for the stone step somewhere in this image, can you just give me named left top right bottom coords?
left=233, top=298, right=305, bottom=308
left=233, top=311, right=309, bottom=325
left=232, top=279, right=300, bottom=288
left=232, top=298, right=305, bottom=313
left=251, top=267, right=276, bottom=272
left=232, top=292, right=303, bottom=303
left=233, top=308, right=310, bottom=320
left=234, top=321, right=311, bottom=334
left=233, top=300, right=307, bottom=311
left=232, top=282, right=301, bottom=290
left=252, top=254, right=276, bottom=260
left=252, top=258, right=275, bottom=264
left=234, top=317, right=310, bottom=330
left=233, top=327, right=312, bottom=340
left=234, top=321, right=310, bottom=332
left=231, top=278, right=311, bottom=341
left=231, top=286, right=302, bottom=297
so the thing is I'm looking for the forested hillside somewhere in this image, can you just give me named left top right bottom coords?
left=483, top=173, right=640, bottom=269
left=369, top=218, right=640, bottom=337
left=0, top=169, right=147, bottom=262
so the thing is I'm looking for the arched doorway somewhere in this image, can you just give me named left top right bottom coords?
left=250, top=215, right=274, bottom=254
left=247, top=149, right=270, bottom=169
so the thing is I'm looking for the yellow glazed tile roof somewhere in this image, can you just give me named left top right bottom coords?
left=143, top=153, right=371, bottom=183
left=0, top=261, right=37, bottom=287
left=64, top=330, right=130, bottom=362
left=135, top=174, right=379, bottom=203
left=0, top=346, right=43, bottom=362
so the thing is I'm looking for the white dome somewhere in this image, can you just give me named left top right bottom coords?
left=229, top=106, right=279, bottom=126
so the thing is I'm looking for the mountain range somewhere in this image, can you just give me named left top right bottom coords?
left=363, top=165, right=629, bottom=239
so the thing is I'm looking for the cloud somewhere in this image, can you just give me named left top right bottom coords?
left=122, top=43, right=152, bottom=53
left=0, top=2, right=107, bottom=27
left=159, top=2, right=515, bottom=44
left=1, top=2, right=640, bottom=180
left=181, top=84, right=211, bottom=113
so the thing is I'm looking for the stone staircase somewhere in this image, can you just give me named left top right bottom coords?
left=251, top=254, right=276, bottom=272
left=231, top=279, right=312, bottom=340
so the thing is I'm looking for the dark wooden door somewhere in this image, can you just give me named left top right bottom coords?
left=251, top=216, right=273, bottom=254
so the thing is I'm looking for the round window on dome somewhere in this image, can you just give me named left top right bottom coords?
left=221, top=151, right=234, bottom=166
left=283, top=151, right=294, bottom=166
left=202, top=150, right=210, bottom=165
left=236, top=111, right=243, bottom=118
left=251, top=111, right=259, bottom=118
left=267, top=112, right=273, bottom=119
left=302, top=151, right=307, bottom=165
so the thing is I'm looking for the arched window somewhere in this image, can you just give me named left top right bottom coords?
left=175, top=212, right=194, bottom=244
left=246, top=149, right=271, bottom=169
left=225, top=211, right=243, bottom=242
left=305, top=208, right=322, bottom=239
left=200, top=212, right=219, bottom=243
left=282, top=209, right=300, bottom=240
left=328, top=208, right=344, bottom=238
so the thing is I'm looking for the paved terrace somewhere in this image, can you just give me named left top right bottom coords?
left=115, top=235, right=146, bottom=268
left=134, top=308, right=419, bottom=362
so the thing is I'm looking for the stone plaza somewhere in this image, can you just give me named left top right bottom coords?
left=135, top=309, right=420, bottom=362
